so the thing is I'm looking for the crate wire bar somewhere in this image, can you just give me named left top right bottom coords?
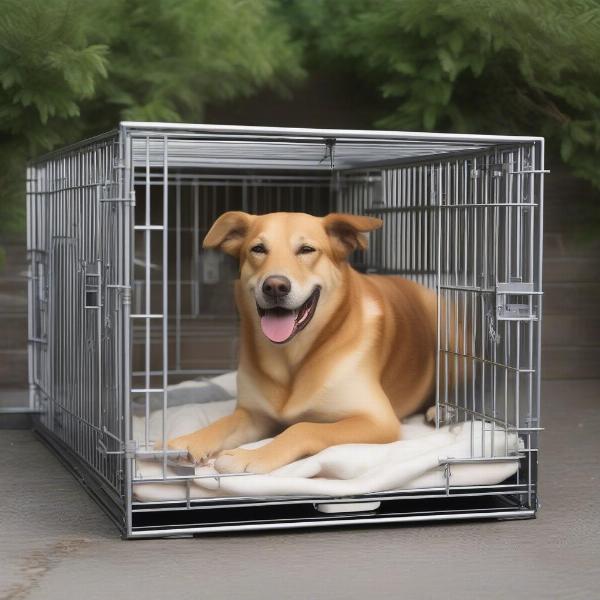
left=26, top=123, right=544, bottom=538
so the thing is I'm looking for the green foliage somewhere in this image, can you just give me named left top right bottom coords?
left=0, top=0, right=108, bottom=150
left=85, top=0, right=303, bottom=129
left=2, top=0, right=600, bottom=241
left=290, top=0, right=600, bottom=188
left=0, top=0, right=108, bottom=234
left=0, top=0, right=302, bottom=236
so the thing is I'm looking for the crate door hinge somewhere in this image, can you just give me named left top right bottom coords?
left=97, top=438, right=137, bottom=458
left=98, top=188, right=136, bottom=206
left=496, top=282, right=538, bottom=321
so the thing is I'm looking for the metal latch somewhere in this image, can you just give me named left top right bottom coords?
left=84, top=262, right=102, bottom=309
left=496, top=282, right=536, bottom=321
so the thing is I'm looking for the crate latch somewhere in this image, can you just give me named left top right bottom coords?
left=496, top=282, right=536, bottom=321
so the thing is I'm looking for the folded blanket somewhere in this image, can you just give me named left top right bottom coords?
left=133, top=373, right=520, bottom=502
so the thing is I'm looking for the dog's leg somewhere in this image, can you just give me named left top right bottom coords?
left=162, top=408, right=271, bottom=464
left=425, top=405, right=437, bottom=424
left=215, top=415, right=400, bottom=474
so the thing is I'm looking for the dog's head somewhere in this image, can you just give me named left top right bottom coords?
left=203, top=211, right=382, bottom=345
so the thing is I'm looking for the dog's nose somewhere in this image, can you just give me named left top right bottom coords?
left=262, top=275, right=291, bottom=299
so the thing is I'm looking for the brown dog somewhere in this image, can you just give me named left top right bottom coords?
left=165, top=211, right=438, bottom=473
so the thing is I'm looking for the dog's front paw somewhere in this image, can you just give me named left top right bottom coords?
left=425, top=406, right=437, bottom=424
left=160, top=432, right=215, bottom=464
left=214, top=448, right=276, bottom=474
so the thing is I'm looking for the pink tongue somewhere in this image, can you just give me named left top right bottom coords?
left=260, top=312, right=296, bottom=343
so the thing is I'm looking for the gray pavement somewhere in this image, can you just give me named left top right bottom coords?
left=1, top=379, right=599, bottom=600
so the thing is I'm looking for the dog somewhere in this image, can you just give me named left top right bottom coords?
left=165, top=211, right=440, bottom=474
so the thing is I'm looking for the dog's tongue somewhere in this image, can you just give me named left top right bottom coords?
left=260, top=311, right=296, bottom=343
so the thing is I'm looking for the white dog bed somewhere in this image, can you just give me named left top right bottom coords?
left=133, top=372, right=521, bottom=502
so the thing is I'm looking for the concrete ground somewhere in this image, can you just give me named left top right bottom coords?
left=1, top=379, right=599, bottom=600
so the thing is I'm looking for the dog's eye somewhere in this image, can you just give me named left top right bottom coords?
left=298, top=245, right=316, bottom=255
left=250, top=244, right=267, bottom=254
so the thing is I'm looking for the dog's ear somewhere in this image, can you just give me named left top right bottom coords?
left=203, top=211, right=255, bottom=257
left=322, top=213, right=383, bottom=259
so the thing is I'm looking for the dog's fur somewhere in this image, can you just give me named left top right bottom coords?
left=166, top=211, right=439, bottom=474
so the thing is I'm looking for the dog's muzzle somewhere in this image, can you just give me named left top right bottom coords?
left=256, top=286, right=320, bottom=344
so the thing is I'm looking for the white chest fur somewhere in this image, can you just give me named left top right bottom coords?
left=240, top=296, right=387, bottom=425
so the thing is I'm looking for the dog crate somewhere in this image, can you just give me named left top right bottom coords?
left=26, top=123, right=544, bottom=538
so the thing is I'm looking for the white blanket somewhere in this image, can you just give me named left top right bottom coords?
left=133, top=373, right=520, bottom=502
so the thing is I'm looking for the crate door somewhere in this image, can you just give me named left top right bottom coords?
left=436, top=146, right=543, bottom=486
left=30, top=139, right=128, bottom=494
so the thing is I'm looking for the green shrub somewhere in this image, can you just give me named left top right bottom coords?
left=0, top=0, right=302, bottom=235
left=290, top=0, right=600, bottom=188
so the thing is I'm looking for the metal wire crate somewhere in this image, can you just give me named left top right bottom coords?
left=26, top=123, right=545, bottom=538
